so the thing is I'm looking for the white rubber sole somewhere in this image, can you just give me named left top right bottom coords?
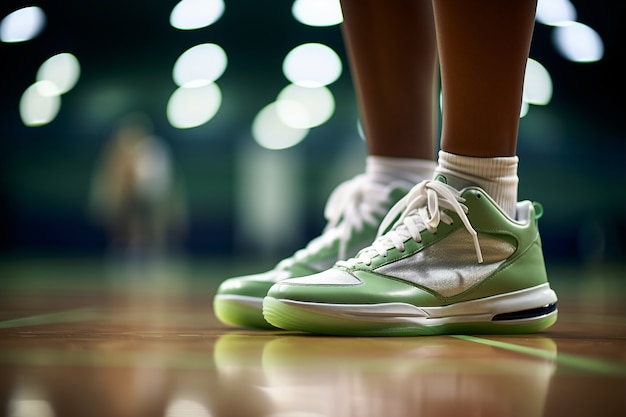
left=263, top=283, right=558, bottom=335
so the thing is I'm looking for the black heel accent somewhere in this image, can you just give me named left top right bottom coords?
left=492, top=303, right=557, bottom=321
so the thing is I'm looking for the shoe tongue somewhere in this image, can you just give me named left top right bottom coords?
left=434, top=173, right=476, bottom=191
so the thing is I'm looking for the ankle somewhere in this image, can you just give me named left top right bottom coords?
left=434, top=150, right=519, bottom=218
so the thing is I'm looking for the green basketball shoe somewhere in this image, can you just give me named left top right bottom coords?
left=213, top=175, right=413, bottom=329
left=263, top=179, right=558, bottom=336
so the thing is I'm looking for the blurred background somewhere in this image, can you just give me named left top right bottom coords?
left=0, top=0, right=624, bottom=273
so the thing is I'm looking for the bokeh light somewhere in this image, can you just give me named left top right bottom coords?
left=553, top=22, right=604, bottom=63
left=520, top=100, right=530, bottom=118
left=357, top=119, right=365, bottom=140
left=523, top=58, right=553, bottom=106
left=7, top=399, right=55, bottom=417
left=0, top=6, right=46, bottom=43
left=20, top=81, right=62, bottom=127
left=252, top=102, right=309, bottom=150
left=276, top=84, right=335, bottom=129
left=36, top=53, right=81, bottom=95
left=292, top=0, right=343, bottom=27
left=283, top=43, right=342, bottom=88
left=170, top=0, right=225, bottom=30
left=535, top=0, right=576, bottom=26
left=173, top=43, right=227, bottom=88
left=167, top=83, right=222, bottom=129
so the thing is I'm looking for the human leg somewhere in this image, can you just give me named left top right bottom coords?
left=340, top=0, right=438, bottom=160
left=342, top=0, right=439, bottom=217
left=433, top=0, right=538, bottom=219
left=435, top=0, right=536, bottom=157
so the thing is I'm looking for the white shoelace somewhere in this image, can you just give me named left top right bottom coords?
left=277, top=175, right=400, bottom=269
left=337, top=180, right=484, bottom=268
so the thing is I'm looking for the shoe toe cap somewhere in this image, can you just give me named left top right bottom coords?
left=267, top=268, right=361, bottom=301
left=217, top=269, right=290, bottom=298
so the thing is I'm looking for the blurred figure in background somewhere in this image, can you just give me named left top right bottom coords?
left=89, top=113, right=187, bottom=264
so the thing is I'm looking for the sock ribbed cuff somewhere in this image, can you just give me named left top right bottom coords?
left=435, top=150, right=519, bottom=218
left=366, top=155, right=437, bottom=186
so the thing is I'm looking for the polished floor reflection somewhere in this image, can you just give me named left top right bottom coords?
left=0, top=259, right=624, bottom=417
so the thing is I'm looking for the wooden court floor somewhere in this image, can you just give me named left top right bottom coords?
left=0, top=258, right=624, bottom=417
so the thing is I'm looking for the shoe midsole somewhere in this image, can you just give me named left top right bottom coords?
left=270, top=283, right=557, bottom=325
left=215, top=294, right=264, bottom=309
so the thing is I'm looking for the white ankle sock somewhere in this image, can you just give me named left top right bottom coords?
left=366, top=155, right=437, bottom=186
left=434, top=150, right=519, bottom=219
